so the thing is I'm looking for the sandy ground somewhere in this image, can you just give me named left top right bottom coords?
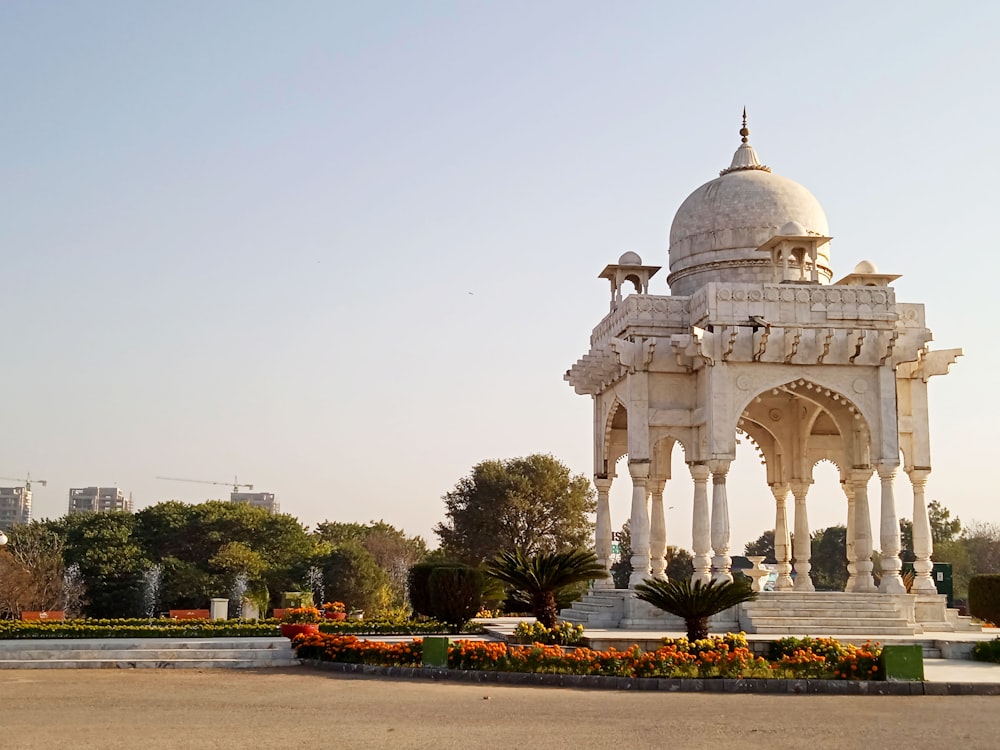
left=2, top=668, right=999, bottom=750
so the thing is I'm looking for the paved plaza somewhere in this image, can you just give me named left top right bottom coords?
left=3, top=668, right=999, bottom=749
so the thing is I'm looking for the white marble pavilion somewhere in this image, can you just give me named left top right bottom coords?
left=563, top=115, right=969, bottom=634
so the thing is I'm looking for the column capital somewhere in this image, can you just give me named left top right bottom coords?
left=707, top=459, right=731, bottom=476
left=593, top=476, right=614, bottom=493
left=906, top=468, right=932, bottom=486
left=628, top=460, right=651, bottom=480
left=849, top=467, right=873, bottom=485
left=876, top=463, right=899, bottom=481
left=789, top=479, right=813, bottom=499
left=688, top=462, right=710, bottom=482
left=648, top=476, right=667, bottom=495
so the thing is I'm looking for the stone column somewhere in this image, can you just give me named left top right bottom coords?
left=709, top=459, right=733, bottom=583
left=843, top=481, right=858, bottom=592
left=877, top=463, right=906, bottom=594
left=907, top=468, right=937, bottom=594
left=593, top=476, right=614, bottom=590
left=648, top=478, right=668, bottom=580
left=689, top=463, right=712, bottom=585
left=791, top=481, right=814, bottom=591
left=771, top=483, right=794, bottom=591
left=848, top=469, right=877, bottom=593
left=627, top=460, right=651, bottom=588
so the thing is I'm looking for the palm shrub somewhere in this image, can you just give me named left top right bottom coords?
left=485, top=549, right=607, bottom=628
left=634, top=577, right=757, bottom=641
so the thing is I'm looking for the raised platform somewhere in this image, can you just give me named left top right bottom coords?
left=560, top=590, right=981, bottom=637
left=0, top=637, right=298, bottom=669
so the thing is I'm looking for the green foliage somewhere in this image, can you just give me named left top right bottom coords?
left=407, top=561, right=446, bottom=618
left=314, top=520, right=427, bottom=609
left=744, top=530, right=776, bottom=563
left=435, top=454, right=596, bottom=565
left=485, top=549, right=607, bottom=628
left=634, top=577, right=757, bottom=641
left=316, top=541, right=392, bottom=616
left=810, top=525, right=848, bottom=591
left=971, top=637, right=1000, bottom=663
left=57, top=511, right=147, bottom=618
left=427, top=566, right=484, bottom=634
left=968, top=574, right=1000, bottom=626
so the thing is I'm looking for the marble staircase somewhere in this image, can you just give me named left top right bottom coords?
left=0, top=637, right=298, bottom=669
left=562, top=589, right=981, bottom=637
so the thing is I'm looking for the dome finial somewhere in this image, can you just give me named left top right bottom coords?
left=720, top=107, right=771, bottom=176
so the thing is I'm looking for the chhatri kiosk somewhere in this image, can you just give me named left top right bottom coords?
left=563, top=117, right=969, bottom=635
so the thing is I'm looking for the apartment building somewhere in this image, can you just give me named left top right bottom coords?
left=230, top=491, right=279, bottom=514
left=0, top=486, right=31, bottom=528
left=68, top=486, right=132, bottom=514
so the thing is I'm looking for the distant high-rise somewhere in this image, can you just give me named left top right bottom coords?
left=0, top=486, right=31, bottom=528
left=68, top=487, right=132, bottom=514
left=230, top=491, right=279, bottom=514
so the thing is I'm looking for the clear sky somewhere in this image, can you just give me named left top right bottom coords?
left=1, top=2, right=997, bottom=553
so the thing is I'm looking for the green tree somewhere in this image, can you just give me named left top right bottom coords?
left=744, top=530, right=776, bottom=563
left=59, top=511, right=147, bottom=618
left=485, top=549, right=606, bottom=628
left=810, top=525, right=848, bottom=591
left=435, top=454, right=595, bottom=565
left=314, top=520, right=427, bottom=609
left=900, top=500, right=963, bottom=562
left=635, top=577, right=757, bottom=641
left=133, top=501, right=319, bottom=610
left=316, top=542, right=392, bottom=616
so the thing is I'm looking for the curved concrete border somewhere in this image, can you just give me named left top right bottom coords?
left=301, top=659, right=1000, bottom=695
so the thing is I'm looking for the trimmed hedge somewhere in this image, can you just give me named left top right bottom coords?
left=968, top=574, right=1000, bottom=626
left=0, top=617, right=486, bottom=639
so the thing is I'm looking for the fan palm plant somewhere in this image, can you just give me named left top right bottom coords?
left=485, top=549, right=607, bottom=628
left=634, top=577, right=757, bottom=641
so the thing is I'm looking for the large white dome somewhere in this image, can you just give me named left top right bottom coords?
left=667, top=138, right=831, bottom=295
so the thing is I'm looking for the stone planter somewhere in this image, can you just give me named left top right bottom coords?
left=324, top=612, right=346, bottom=621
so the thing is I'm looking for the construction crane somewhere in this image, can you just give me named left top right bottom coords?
left=0, top=473, right=47, bottom=491
left=156, top=476, right=254, bottom=493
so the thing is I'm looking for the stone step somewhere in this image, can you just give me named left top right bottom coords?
left=750, top=625, right=917, bottom=636
left=747, top=616, right=908, bottom=627
left=0, top=637, right=297, bottom=669
left=0, top=658, right=289, bottom=669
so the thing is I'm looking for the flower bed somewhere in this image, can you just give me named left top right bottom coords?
left=294, top=632, right=885, bottom=681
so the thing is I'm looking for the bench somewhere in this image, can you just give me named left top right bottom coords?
left=169, top=609, right=210, bottom=620
left=21, top=611, right=66, bottom=621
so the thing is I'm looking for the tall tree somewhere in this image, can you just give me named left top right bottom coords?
left=810, top=525, right=848, bottom=591
left=435, top=454, right=595, bottom=564
left=314, top=520, right=427, bottom=609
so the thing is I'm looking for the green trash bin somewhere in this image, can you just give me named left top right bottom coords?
left=881, top=644, right=924, bottom=681
left=422, top=636, right=451, bottom=668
